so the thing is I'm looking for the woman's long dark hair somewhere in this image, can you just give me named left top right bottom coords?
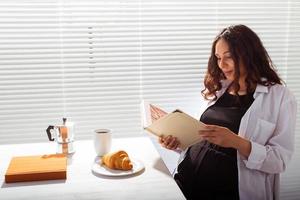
left=201, top=24, right=282, bottom=100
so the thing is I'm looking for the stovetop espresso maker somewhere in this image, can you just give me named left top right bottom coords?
left=46, top=118, right=75, bottom=154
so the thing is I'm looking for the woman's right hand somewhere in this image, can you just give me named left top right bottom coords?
left=158, top=135, right=180, bottom=150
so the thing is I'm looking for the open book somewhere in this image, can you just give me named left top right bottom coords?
left=141, top=101, right=206, bottom=149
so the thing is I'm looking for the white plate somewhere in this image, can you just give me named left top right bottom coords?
left=91, top=157, right=145, bottom=177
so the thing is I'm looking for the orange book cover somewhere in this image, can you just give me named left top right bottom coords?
left=5, top=154, right=67, bottom=183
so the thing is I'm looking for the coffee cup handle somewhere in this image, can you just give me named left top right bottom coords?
left=46, top=125, right=55, bottom=141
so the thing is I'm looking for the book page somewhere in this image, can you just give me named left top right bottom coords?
left=150, top=104, right=167, bottom=122
left=141, top=100, right=168, bottom=127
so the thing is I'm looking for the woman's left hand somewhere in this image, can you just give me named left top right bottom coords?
left=198, top=124, right=237, bottom=148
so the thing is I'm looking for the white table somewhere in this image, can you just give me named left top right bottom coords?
left=0, top=136, right=186, bottom=200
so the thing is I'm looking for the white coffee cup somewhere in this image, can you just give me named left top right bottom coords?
left=94, top=129, right=112, bottom=156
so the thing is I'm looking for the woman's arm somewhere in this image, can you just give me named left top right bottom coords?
left=242, top=98, right=297, bottom=173
left=199, top=96, right=297, bottom=174
left=232, top=135, right=251, bottom=158
left=199, top=125, right=251, bottom=158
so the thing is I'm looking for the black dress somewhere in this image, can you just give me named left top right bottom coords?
left=174, top=91, right=254, bottom=200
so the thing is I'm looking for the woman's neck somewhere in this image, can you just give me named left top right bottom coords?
left=228, top=78, right=247, bottom=95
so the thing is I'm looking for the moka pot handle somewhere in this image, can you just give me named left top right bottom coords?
left=46, top=125, right=55, bottom=141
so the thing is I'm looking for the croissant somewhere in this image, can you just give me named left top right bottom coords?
left=102, top=150, right=133, bottom=170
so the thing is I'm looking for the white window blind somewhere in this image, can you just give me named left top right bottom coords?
left=0, top=0, right=299, bottom=198
left=57, top=1, right=141, bottom=140
left=0, top=1, right=64, bottom=143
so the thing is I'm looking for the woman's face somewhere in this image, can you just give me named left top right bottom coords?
left=215, top=38, right=246, bottom=81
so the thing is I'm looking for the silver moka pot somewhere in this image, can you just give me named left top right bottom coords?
left=46, top=118, right=75, bottom=154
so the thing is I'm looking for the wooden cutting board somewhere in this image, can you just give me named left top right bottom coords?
left=5, top=154, right=67, bottom=183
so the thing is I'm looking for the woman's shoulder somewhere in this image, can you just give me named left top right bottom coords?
left=269, top=83, right=292, bottom=93
left=268, top=83, right=297, bottom=103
